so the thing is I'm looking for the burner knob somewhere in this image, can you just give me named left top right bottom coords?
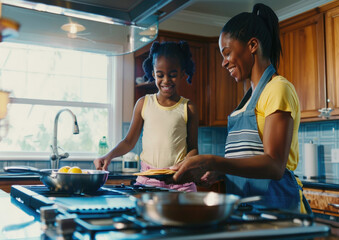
left=56, top=215, right=76, bottom=239
left=40, top=206, right=58, bottom=230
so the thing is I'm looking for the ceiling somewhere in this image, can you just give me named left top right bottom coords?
left=2, top=0, right=193, bottom=24
left=185, top=0, right=300, bottom=17
left=18, top=0, right=331, bottom=22
left=184, top=0, right=317, bottom=19
left=156, top=0, right=333, bottom=37
left=171, top=0, right=333, bottom=26
left=1, top=0, right=334, bottom=54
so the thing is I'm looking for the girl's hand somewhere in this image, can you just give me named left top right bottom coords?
left=93, top=156, right=111, bottom=170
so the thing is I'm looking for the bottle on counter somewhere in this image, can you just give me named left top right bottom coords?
left=122, top=152, right=139, bottom=173
left=98, top=136, right=109, bottom=156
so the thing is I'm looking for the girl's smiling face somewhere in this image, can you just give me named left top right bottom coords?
left=153, top=56, right=185, bottom=99
left=218, top=33, right=253, bottom=82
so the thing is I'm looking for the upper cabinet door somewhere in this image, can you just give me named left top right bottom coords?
left=279, top=13, right=326, bottom=120
left=177, top=40, right=207, bottom=126
left=208, top=42, right=244, bottom=126
left=325, top=5, right=339, bottom=116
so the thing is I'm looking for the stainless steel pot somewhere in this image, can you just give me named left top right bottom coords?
left=131, top=192, right=261, bottom=226
left=4, top=166, right=109, bottom=194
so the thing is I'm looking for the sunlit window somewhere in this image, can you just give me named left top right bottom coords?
left=0, top=42, right=117, bottom=159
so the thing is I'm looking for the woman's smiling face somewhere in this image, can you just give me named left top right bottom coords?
left=218, top=33, right=253, bottom=82
left=153, top=56, right=184, bottom=98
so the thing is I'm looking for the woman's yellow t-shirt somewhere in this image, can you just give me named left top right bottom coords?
left=231, top=76, right=300, bottom=171
left=256, top=75, right=300, bottom=171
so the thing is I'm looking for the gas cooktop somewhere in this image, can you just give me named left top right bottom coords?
left=9, top=184, right=330, bottom=240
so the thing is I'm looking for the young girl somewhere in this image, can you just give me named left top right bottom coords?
left=94, top=41, right=198, bottom=192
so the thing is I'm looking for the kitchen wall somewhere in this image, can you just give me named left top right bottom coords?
left=297, top=119, right=339, bottom=178
left=124, top=119, right=339, bottom=179
left=122, top=122, right=227, bottom=157
left=159, top=18, right=221, bottom=37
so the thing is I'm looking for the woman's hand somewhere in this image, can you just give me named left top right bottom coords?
left=171, top=155, right=215, bottom=184
left=93, top=156, right=112, bottom=170
left=198, top=171, right=225, bottom=187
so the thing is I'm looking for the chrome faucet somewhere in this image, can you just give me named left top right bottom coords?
left=50, top=109, right=79, bottom=169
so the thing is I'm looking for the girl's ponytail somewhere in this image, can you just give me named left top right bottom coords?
left=142, top=41, right=161, bottom=82
left=179, top=41, right=195, bottom=84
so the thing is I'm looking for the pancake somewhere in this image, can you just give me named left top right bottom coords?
left=133, top=169, right=176, bottom=176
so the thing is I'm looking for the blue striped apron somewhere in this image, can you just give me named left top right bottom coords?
left=225, top=64, right=301, bottom=212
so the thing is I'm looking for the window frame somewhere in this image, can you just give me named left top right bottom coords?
left=0, top=50, right=123, bottom=161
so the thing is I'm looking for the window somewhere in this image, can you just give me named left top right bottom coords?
left=0, top=42, right=122, bottom=160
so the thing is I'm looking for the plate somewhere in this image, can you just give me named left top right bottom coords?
left=142, top=174, right=174, bottom=181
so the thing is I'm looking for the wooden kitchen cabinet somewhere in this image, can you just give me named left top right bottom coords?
left=208, top=42, right=247, bottom=126
left=0, top=179, right=132, bottom=193
left=279, top=12, right=326, bottom=120
left=0, top=179, right=41, bottom=193
left=197, top=180, right=226, bottom=193
left=106, top=179, right=132, bottom=186
left=279, top=1, right=339, bottom=121
left=303, top=187, right=339, bottom=217
left=325, top=4, right=339, bottom=117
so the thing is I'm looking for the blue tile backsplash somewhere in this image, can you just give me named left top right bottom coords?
left=2, top=120, right=338, bottom=179
left=124, top=119, right=339, bottom=179
left=123, top=122, right=227, bottom=157
left=298, top=120, right=339, bottom=178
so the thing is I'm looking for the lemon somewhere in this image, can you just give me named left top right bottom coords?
left=58, top=166, right=71, bottom=173
left=68, top=166, right=82, bottom=174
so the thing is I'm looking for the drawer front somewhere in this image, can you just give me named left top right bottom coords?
left=304, top=188, right=339, bottom=216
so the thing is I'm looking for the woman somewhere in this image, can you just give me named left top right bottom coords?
left=172, top=3, right=310, bottom=213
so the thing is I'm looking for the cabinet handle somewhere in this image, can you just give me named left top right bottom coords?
left=328, top=203, right=339, bottom=209
left=318, top=107, right=333, bottom=119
